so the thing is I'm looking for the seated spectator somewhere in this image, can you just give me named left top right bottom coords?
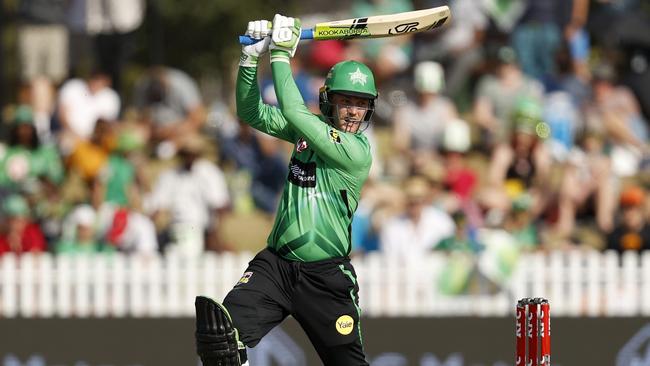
left=472, top=46, right=544, bottom=151
left=351, top=181, right=404, bottom=255
left=503, top=193, right=539, bottom=250
left=479, top=98, right=552, bottom=220
left=379, top=176, right=455, bottom=258
left=96, top=203, right=158, bottom=255
left=133, top=66, right=206, bottom=147
left=350, top=0, right=414, bottom=83
left=220, top=121, right=287, bottom=215
left=145, top=133, right=230, bottom=256
left=414, top=0, right=488, bottom=107
left=66, top=119, right=114, bottom=181
left=56, top=204, right=114, bottom=254
left=56, top=69, right=120, bottom=153
left=584, top=63, right=648, bottom=177
left=606, top=185, right=650, bottom=253
left=0, top=105, right=64, bottom=195
left=0, top=194, right=46, bottom=255
left=557, top=130, right=617, bottom=237
left=392, top=61, right=458, bottom=175
left=440, top=118, right=476, bottom=204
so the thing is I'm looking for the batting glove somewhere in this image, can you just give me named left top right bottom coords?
left=240, top=20, right=272, bottom=67
left=269, top=14, right=301, bottom=61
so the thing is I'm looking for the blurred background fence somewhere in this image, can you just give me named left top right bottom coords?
left=3, top=250, right=650, bottom=318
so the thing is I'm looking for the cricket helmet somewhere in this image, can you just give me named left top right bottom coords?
left=319, top=60, right=377, bottom=130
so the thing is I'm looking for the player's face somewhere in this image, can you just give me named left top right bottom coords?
left=330, top=93, right=371, bottom=133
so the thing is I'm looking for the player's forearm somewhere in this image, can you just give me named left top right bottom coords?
left=235, top=66, right=264, bottom=124
left=270, top=52, right=319, bottom=138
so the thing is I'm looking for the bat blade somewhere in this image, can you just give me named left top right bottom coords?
left=311, top=6, right=450, bottom=41
left=238, top=6, right=450, bottom=45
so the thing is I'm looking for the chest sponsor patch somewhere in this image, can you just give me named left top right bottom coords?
left=296, top=137, right=308, bottom=153
left=288, top=157, right=317, bottom=188
left=329, top=129, right=341, bottom=144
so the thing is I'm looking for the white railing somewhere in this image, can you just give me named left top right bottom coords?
left=1, top=250, right=650, bottom=318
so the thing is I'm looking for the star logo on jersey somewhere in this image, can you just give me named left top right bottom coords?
left=348, top=67, right=367, bottom=85
left=296, top=137, right=308, bottom=153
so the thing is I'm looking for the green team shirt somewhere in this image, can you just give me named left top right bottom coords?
left=236, top=62, right=372, bottom=262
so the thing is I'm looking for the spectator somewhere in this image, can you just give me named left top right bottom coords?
left=350, top=0, right=414, bottom=84
left=584, top=63, right=648, bottom=177
left=542, top=43, right=590, bottom=163
left=56, top=204, right=114, bottom=254
left=503, top=193, right=540, bottom=250
left=0, top=194, right=46, bottom=255
left=0, top=105, right=64, bottom=195
left=415, top=0, right=488, bottom=108
left=88, top=0, right=145, bottom=93
left=220, top=122, right=287, bottom=215
left=557, top=130, right=617, bottom=237
left=392, top=61, right=458, bottom=174
left=146, top=133, right=230, bottom=256
left=17, top=0, right=69, bottom=84
left=472, top=46, right=544, bottom=150
left=88, top=129, right=158, bottom=255
left=56, top=69, right=120, bottom=153
left=133, top=66, right=206, bottom=148
left=511, top=0, right=590, bottom=81
left=66, top=118, right=115, bottom=181
left=66, top=0, right=145, bottom=93
left=606, top=185, right=650, bottom=252
left=479, top=98, right=552, bottom=219
left=351, top=181, right=404, bottom=255
left=379, top=176, right=455, bottom=258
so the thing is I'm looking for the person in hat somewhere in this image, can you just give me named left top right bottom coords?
left=0, top=194, right=46, bottom=256
left=480, top=97, right=552, bottom=220
left=472, top=46, right=544, bottom=150
left=0, top=105, right=64, bottom=193
left=147, top=133, right=230, bottom=256
left=379, top=176, right=455, bottom=258
left=606, top=185, right=650, bottom=253
left=392, top=61, right=458, bottom=175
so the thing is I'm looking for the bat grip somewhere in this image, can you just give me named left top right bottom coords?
left=239, top=29, right=314, bottom=45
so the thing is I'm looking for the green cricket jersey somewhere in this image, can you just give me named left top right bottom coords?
left=236, top=61, right=372, bottom=262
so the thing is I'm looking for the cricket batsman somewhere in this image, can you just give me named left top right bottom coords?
left=195, top=13, right=376, bottom=366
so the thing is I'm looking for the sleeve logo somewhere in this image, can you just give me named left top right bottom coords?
left=296, top=137, right=308, bottom=153
left=237, top=271, right=253, bottom=285
left=329, top=129, right=341, bottom=144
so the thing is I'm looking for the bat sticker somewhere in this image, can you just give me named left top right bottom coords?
left=389, top=22, right=420, bottom=34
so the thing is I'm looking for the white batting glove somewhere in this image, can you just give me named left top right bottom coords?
left=269, top=14, right=301, bottom=61
left=240, top=20, right=272, bottom=67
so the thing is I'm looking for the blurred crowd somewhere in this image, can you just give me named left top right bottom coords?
left=1, top=0, right=650, bottom=291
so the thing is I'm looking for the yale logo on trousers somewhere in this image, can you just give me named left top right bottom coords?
left=336, top=315, right=354, bottom=335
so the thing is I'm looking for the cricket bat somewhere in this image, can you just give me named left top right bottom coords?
left=238, top=6, right=451, bottom=45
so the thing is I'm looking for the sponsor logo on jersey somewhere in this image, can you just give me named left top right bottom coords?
left=329, top=129, right=341, bottom=144
left=237, top=271, right=253, bottom=285
left=288, top=157, right=317, bottom=188
left=335, top=315, right=354, bottom=335
left=296, top=137, right=308, bottom=153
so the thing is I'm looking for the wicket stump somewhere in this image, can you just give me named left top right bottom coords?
left=516, top=298, right=550, bottom=366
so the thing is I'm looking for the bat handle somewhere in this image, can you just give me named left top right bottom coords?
left=239, top=29, right=314, bottom=45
